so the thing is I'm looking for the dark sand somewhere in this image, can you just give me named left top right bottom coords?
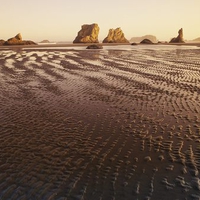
left=0, top=45, right=200, bottom=199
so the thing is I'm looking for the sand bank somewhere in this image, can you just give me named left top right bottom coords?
left=0, top=46, right=200, bottom=199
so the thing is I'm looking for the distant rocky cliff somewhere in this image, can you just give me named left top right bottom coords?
left=103, top=28, right=129, bottom=43
left=73, top=23, right=99, bottom=43
left=40, top=40, right=50, bottom=43
left=192, top=37, right=200, bottom=42
left=140, top=39, right=153, bottom=44
left=130, top=35, right=158, bottom=43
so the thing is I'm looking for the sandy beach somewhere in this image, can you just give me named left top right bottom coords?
left=0, top=44, right=200, bottom=199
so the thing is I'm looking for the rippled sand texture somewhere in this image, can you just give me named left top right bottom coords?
left=0, top=47, right=200, bottom=200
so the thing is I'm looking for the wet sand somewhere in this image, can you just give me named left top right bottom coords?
left=0, top=46, right=200, bottom=199
left=0, top=42, right=199, bottom=49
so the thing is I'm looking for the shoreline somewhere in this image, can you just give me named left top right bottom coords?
left=0, top=42, right=200, bottom=50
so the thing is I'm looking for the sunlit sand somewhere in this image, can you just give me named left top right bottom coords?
left=0, top=44, right=200, bottom=199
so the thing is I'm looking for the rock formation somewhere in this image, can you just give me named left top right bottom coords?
left=22, top=40, right=37, bottom=45
left=131, top=43, right=137, bottom=45
left=170, top=28, right=185, bottom=43
left=0, top=40, right=5, bottom=45
left=4, top=33, right=37, bottom=45
left=73, top=23, right=99, bottom=43
left=86, top=44, right=103, bottom=49
left=4, top=33, right=23, bottom=45
left=103, top=28, right=129, bottom=43
left=130, top=35, right=158, bottom=43
left=140, top=39, right=153, bottom=44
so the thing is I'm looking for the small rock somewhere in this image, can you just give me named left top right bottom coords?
left=86, top=44, right=103, bottom=49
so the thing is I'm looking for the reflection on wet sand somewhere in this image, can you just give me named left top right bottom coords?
left=0, top=47, right=200, bottom=200
left=107, top=50, right=124, bottom=57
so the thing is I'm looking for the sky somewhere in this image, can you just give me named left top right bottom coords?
left=0, top=0, right=200, bottom=42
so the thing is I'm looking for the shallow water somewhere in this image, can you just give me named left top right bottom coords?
left=22, top=44, right=200, bottom=51
left=0, top=47, right=200, bottom=200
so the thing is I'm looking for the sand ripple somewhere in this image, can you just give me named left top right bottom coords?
left=0, top=47, right=200, bottom=199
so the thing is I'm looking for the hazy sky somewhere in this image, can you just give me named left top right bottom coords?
left=0, top=0, right=200, bottom=42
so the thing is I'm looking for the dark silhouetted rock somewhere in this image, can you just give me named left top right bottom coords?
left=131, top=43, right=137, bottom=45
left=4, top=33, right=37, bottom=45
left=170, top=28, right=185, bottom=43
left=140, top=39, right=153, bottom=44
left=103, top=28, right=129, bottom=43
left=130, top=35, right=158, bottom=43
left=86, top=44, right=103, bottom=49
left=73, top=23, right=99, bottom=43
left=0, top=40, right=5, bottom=45
left=22, top=40, right=37, bottom=45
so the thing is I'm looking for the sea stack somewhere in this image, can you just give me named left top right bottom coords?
left=4, top=33, right=37, bottom=45
left=103, top=28, right=129, bottom=43
left=170, top=28, right=185, bottom=43
left=73, top=23, right=100, bottom=43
